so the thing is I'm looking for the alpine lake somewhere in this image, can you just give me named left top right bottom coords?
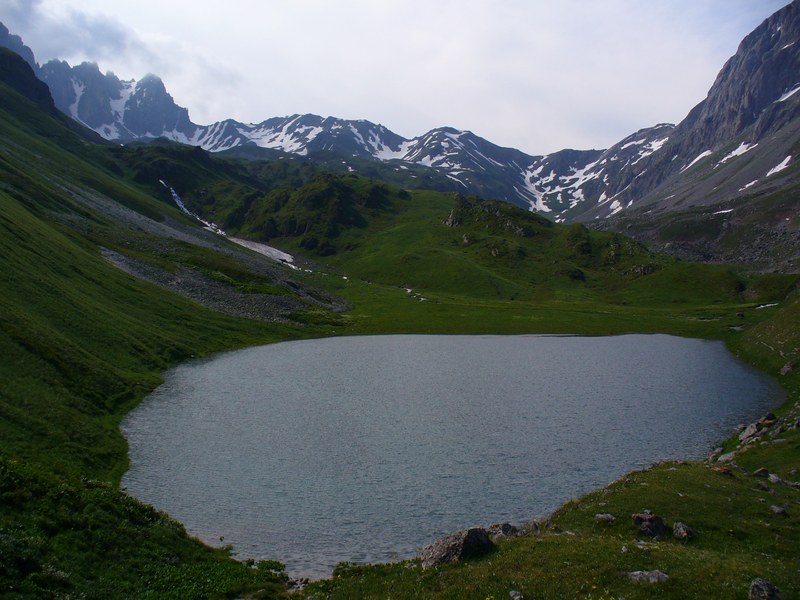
left=121, top=334, right=783, bottom=578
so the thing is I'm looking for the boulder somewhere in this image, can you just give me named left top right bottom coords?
left=672, top=522, right=695, bottom=541
left=768, top=473, right=786, bottom=486
left=594, top=513, right=616, bottom=523
left=632, top=513, right=666, bottom=538
left=627, top=570, right=669, bottom=583
left=749, top=577, right=782, bottom=599
left=770, top=505, right=789, bottom=517
left=716, top=452, right=737, bottom=464
left=753, top=467, right=770, bottom=478
left=739, top=422, right=763, bottom=443
left=487, top=522, right=519, bottom=538
left=418, top=528, right=495, bottom=569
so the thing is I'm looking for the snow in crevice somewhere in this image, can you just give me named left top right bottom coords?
left=717, top=142, right=757, bottom=166
left=739, top=180, right=759, bottom=191
left=621, top=138, right=646, bottom=150
left=242, top=118, right=323, bottom=155
left=109, top=80, right=135, bottom=124
left=160, top=180, right=224, bottom=235
left=631, top=137, right=669, bottom=165
left=519, top=185, right=552, bottom=213
left=446, top=173, right=468, bottom=188
left=767, top=156, right=792, bottom=177
left=69, top=78, right=85, bottom=120
left=680, top=150, right=713, bottom=173
left=100, top=124, right=119, bottom=139
left=776, top=83, right=800, bottom=103
left=569, top=188, right=585, bottom=208
left=347, top=124, right=367, bottom=149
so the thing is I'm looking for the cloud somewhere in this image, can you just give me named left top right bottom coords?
left=0, top=0, right=43, bottom=27
left=0, top=0, right=152, bottom=70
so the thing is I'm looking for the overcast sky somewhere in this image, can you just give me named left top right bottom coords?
left=0, top=0, right=792, bottom=154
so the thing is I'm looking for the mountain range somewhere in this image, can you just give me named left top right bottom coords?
left=1, top=2, right=799, bottom=232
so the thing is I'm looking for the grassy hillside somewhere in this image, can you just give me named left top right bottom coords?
left=0, top=50, right=798, bottom=599
left=0, top=72, right=326, bottom=598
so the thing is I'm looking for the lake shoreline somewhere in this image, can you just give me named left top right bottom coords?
left=121, top=333, right=786, bottom=581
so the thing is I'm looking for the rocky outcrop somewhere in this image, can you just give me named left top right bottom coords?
left=672, top=522, right=695, bottom=541
left=418, top=528, right=495, bottom=569
left=715, top=404, right=800, bottom=466
left=632, top=513, right=666, bottom=538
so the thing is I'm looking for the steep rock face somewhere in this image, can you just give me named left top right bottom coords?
left=683, top=3, right=800, bottom=147
left=38, top=60, right=196, bottom=142
left=588, top=0, right=800, bottom=218
left=38, top=60, right=78, bottom=116
left=123, top=74, right=194, bottom=137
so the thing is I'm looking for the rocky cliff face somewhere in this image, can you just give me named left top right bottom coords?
left=37, top=60, right=196, bottom=142
left=589, top=0, right=800, bottom=219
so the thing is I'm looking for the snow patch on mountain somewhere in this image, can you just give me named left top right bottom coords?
left=631, top=137, right=669, bottom=165
left=739, top=180, right=759, bottom=191
left=718, top=142, right=758, bottom=165
left=69, top=78, right=84, bottom=120
left=680, top=150, right=713, bottom=173
left=777, top=83, right=800, bottom=102
left=109, top=80, right=134, bottom=125
left=767, top=156, right=792, bottom=176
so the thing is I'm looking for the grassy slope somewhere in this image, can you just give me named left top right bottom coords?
left=0, top=73, right=798, bottom=598
left=0, top=83, right=310, bottom=598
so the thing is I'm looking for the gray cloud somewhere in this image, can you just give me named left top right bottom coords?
left=0, top=0, right=43, bottom=27
left=0, top=0, right=152, bottom=70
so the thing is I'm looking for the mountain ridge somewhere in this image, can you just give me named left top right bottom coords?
left=1, top=1, right=798, bottom=230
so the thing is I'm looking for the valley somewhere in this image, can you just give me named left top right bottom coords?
left=0, top=3, right=799, bottom=599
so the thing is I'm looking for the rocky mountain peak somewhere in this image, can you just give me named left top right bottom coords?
left=124, top=74, right=192, bottom=137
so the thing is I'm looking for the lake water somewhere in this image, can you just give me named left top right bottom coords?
left=121, top=334, right=782, bottom=578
